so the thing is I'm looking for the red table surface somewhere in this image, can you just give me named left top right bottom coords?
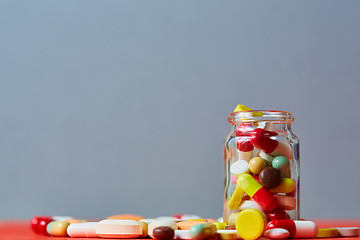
left=0, top=220, right=359, bottom=240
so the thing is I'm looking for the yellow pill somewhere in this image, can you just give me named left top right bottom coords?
left=235, top=209, right=267, bottom=240
left=316, top=228, right=339, bottom=238
left=233, top=104, right=253, bottom=112
left=50, top=220, right=70, bottom=237
left=237, top=174, right=262, bottom=197
left=248, top=157, right=266, bottom=175
left=140, top=221, right=148, bottom=238
left=269, top=178, right=295, bottom=193
left=214, top=222, right=226, bottom=230
left=228, top=185, right=245, bottom=210
left=217, top=230, right=238, bottom=240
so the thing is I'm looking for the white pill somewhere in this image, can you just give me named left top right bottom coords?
left=230, top=160, right=249, bottom=176
left=67, top=222, right=98, bottom=238
left=175, top=230, right=191, bottom=239
left=148, top=219, right=178, bottom=238
left=179, top=214, right=202, bottom=220
left=239, top=200, right=264, bottom=212
left=264, top=228, right=290, bottom=239
left=335, top=227, right=359, bottom=237
left=96, top=220, right=142, bottom=238
left=52, top=216, right=74, bottom=221
left=259, top=151, right=274, bottom=163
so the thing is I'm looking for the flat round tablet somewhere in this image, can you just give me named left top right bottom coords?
left=315, top=228, right=339, bottom=238
left=96, top=220, right=142, bottom=238
left=230, top=160, right=249, bottom=176
left=335, top=227, right=359, bottom=237
left=217, top=230, right=237, bottom=240
left=264, top=228, right=290, bottom=239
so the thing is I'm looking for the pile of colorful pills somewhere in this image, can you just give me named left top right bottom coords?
left=30, top=214, right=359, bottom=239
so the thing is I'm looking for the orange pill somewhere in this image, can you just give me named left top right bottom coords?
left=66, top=219, right=87, bottom=224
left=106, top=214, right=145, bottom=221
left=177, top=221, right=204, bottom=230
left=274, top=194, right=296, bottom=210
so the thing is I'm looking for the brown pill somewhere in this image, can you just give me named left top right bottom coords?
left=259, top=167, right=282, bottom=188
left=153, top=226, right=175, bottom=240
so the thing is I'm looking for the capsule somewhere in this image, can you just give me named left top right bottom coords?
left=237, top=174, right=278, bottom=212
left=266, top=220, right=318, bottom=238
left=250, top=128, right=292, bottom=160
left=67, top=222, right=98, bottom=238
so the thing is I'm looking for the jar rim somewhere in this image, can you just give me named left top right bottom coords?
left=228, top=110, right=294, bottom=124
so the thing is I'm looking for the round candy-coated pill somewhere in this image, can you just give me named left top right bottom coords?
left=46, top=221, right=55, bottom=235
left=248, top=157, right=266, bottom=175
left=272, top=156, right=290, bottom=169
left=259, top=167, right=282, bottom=188
left=50, top=220, right=70, bottom=237
left=153, top=226, right=175, bottom=240
left=38, top=218, right=53, bottom=235
left=31, top=216, right=53, bottom=233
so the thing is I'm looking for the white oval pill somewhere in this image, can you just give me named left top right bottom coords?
left=67, top=222, right=98, bottom=238
left=259, top=151, right=274, bottom=163
left=96, top=220, right=142, bottom=238
left=175, top=230, right=191, bottom=239
left=239, top=200, right=264, bottom=212
left=264, top=228, right=290, bottom=239
left=148, top=219, right=178, bottom=238
left=230, top=160, right=249, bottom=176
left=335, top=227, right=359, bottom=237
left=52, top=216, right=74, bottom=221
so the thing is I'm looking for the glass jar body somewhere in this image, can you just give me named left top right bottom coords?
left=223, top=111, right=299, bottom=227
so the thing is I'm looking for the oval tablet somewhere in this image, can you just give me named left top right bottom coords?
left=316, top=228, right=339, bottom=238
left=67, top=222, right=98, bottom=238
left=264, top=228, right=290, bottom=239
left=153, top=226, right=175, bottom=240
left=96, top=220, right=142, bottom=238
left=249, top=157, right=266, bottom=175
left=177, top=221, right=203, bottom=230
left=148, top=220, right=178, bottom=238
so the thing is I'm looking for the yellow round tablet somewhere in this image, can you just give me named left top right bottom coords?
left=235, top=209, right=266, bottom=240
left=316, top=228, right=339, bottom=238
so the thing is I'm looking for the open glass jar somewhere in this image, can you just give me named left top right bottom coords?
left=223, top=110, right=300, bottom=227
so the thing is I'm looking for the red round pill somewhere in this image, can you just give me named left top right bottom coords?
left=31, top=216, right=53, bottom=234
left=267, top=208, right=290, bottom=220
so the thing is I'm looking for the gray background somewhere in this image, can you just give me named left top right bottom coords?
left=1, top=0, right=360, bottom=220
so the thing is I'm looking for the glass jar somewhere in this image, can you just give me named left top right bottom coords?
left=223, top=110, right=300, bottom=227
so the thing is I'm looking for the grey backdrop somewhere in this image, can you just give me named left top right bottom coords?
left=1, top=0, right=360, bottom=220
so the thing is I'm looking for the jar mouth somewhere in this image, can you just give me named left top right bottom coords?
left=228, top=110, right=294, bottom=124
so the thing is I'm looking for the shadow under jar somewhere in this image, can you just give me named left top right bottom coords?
left=223, top=110, right=300, bottom=228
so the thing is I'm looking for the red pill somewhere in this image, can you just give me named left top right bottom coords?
left=38, top=217, right=54, bottom=235
left=250, top=128, right=278, bottom=153
left=153, top=226, right=175, bottom=240
left=31, top=216, right=53, bottom=234
left=267, top=208, right=290, bottom=220
left=237, top=138, right=254, bottom=152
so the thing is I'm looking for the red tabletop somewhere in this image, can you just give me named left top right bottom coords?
left=0, top=220, right=359, bottom=240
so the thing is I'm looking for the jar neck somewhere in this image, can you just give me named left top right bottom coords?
left=228, top=110, right=294, bottom=125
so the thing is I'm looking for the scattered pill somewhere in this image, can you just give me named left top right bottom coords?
left=177, top=221, right=204, bottom=230
left=148, top=220, right=178, bottom=238
left=31, top=216, right=53, bottom=234
left=248, top=157, right=266, bottom=175
left=235, top=209, right=267, bottom=240
left=175, top=230, right=191, bottom=240
left=269, top=178, right=295, bottom=194
left=214, top=222, right=226, bottom=230
left=335, top=227, right=359, bottom=237
left=38, top=217, right=54, bottom=235
left=217, top=230, right=237, bottom=240
left=153, top=226, right=175, bottom=240
left=316, top=228, right=339, bottom=238
left=230, top=160, right=250, bottom=176
left=52, top=216, right=74, bottom=221
left=67, top=222, right=98, bottom=238
left=47, top=220, right=70, bottom=237
left=264, top=228, right=290, bottom=239
left=237, top=173, right=279, bottom=211
left=272, top=156, right=291, bottom=177
left=140, top=221, right=149, bottom=238
left=259, top=167, right=282, bottom=188
left=189, top=223, right=217, bottom=240
left=96, top=220, right=142, bottom=238
left=267, top=220, right=318, bottom=238
left=106, top=214, right=144, bottom=221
